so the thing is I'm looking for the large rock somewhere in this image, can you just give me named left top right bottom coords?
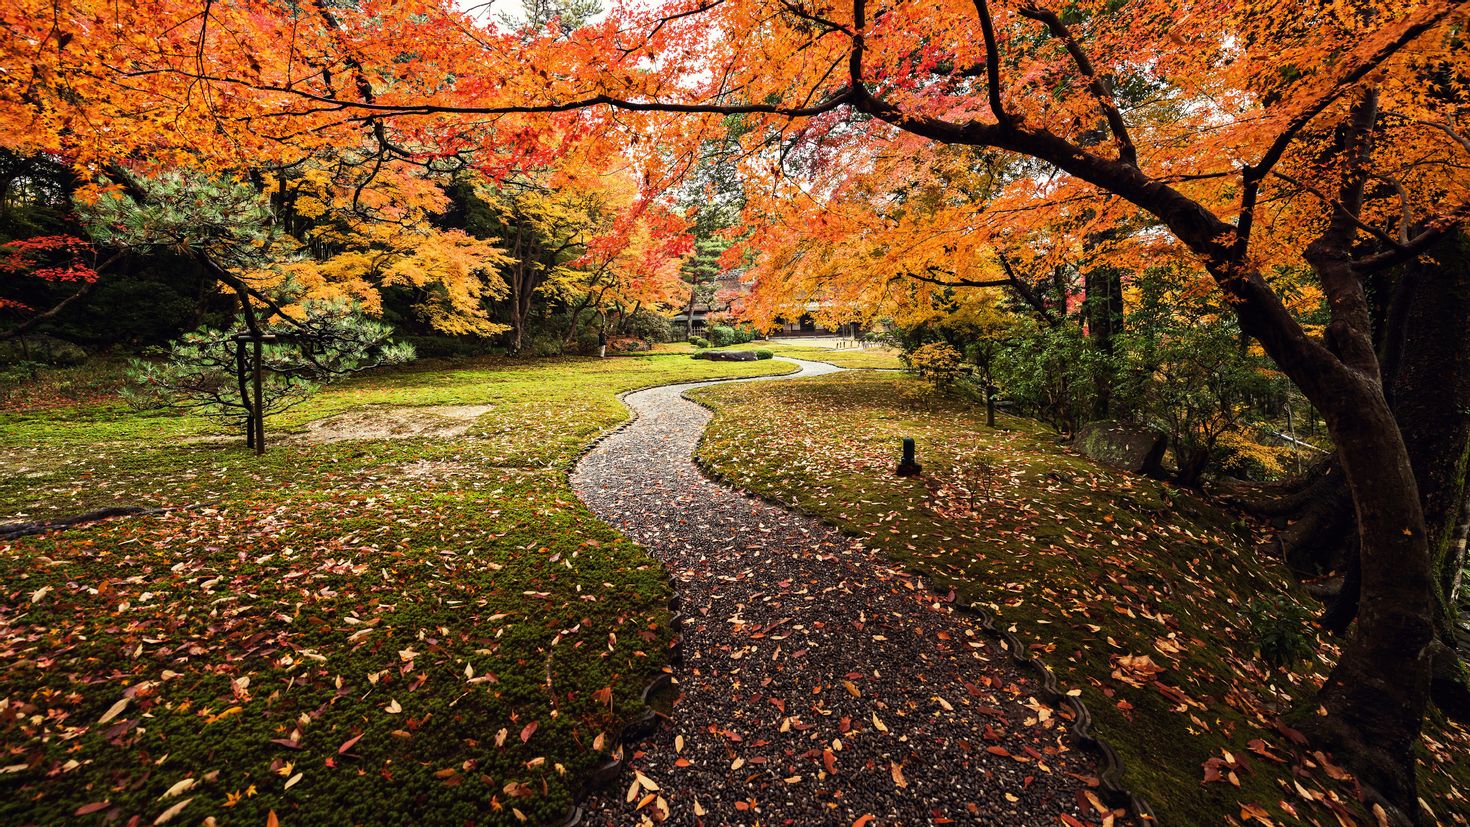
left=696, top=350, right=759, bottom=362
left=1074, top=420, right=1166, bottom=476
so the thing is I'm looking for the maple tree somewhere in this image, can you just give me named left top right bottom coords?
left=4, top=0, right=1470, bottom=817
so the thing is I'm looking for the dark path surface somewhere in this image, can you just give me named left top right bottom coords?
left=571, top=359, right=1093, bottom=826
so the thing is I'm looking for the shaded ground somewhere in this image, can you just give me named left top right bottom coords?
left=572, top=360, right=1101, bottom=826
left=691, top=372, right=1470, bottom=826
left=0, top=354, right=792, bottom=826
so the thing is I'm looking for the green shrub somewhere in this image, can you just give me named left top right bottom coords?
left=708, top=325, right=738, bottom=347
left=688, top=336, right=710, bottom=349
left=401, top=335, right=497, bottom=360
left=574, top=331, right=602, bottom=355
left=524, top=333, right=565, bottom=357
left=755, top=349, right=774, bottom=360
left=708, top=325, right=756, bottom=347
left=622, top=309, right=677, bottom=343
left=0, top=334, right=88, bottom=368
left=1246, top=595, right=1316, bottom=671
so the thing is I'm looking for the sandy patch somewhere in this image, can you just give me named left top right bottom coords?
left=292, top=404, right=494, bottom=444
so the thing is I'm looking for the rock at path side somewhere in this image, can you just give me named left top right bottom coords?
left=1075, top=419, right=1167, bottom=476
left=694, top=350, right=758, bottom=362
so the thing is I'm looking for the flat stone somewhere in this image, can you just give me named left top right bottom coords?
left=695, top=350, right=759, bottom=361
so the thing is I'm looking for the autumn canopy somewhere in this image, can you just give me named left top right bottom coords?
left=3, top=0, right=1470, bottom=821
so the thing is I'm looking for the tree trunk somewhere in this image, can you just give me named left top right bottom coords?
left=1304, top=383, right=1432, bottom=823
left=1083, top=262, right=1124, bottom=419
left=1173, top=444, right=1211, bottom=489
left=1380, top=232, right=1470, bottom=721
left=1247, top=233, right=1470, bottom=724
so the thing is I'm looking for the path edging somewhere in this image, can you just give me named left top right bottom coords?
left=682, top=385, right=1160, bottom=825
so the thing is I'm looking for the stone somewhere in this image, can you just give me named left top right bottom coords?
left=1074, top=420, right=1167, bottom=476
left=696, top=350, right=759, bottom=362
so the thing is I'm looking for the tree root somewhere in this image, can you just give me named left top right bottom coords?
left=0, top=505, right=186, bottom=541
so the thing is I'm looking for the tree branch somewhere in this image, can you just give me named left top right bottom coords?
left=972, top=0, right=1010, bottom=129
left=1235, top=0, right=1462, bottom=257
left=1018, top=4, right=1137, bottom=166
left=0, top=252, right=123, bottom=342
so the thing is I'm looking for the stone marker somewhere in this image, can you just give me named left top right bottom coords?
left=896, top=437, right=922, bottom=477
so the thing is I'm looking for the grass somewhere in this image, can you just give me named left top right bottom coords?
left=0, top=353, right=792, bottom=826
left=691, top=372, right=1470, bottom=826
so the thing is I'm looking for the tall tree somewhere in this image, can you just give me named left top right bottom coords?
left=5, top=0, right=1469, bottom=817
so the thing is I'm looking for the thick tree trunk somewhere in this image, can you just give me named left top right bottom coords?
left=1381, top=233, right=1470, bottom=721
left=1305, top=384, right=1433, bottom=823
left=1247, top=234, right=1470, bottom=724
left=1173, top=444, right=1211, bottom=489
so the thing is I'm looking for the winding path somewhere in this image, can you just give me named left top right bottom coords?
left=571, top=358, right=1091, bottom=826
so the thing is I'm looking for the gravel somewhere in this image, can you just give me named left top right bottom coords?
left=571, top=358, right=1095, bottom=826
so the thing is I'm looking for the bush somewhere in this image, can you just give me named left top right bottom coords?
left=688, top=336, right=710, bottom=349
left=992, top=322, right=1101, bottom=434
left=708, top=325, right=756, bottom=347
left=622, top=309, right=677, bottom=343
left=401, top=335, right=497, bottom=360
left=708, top=325, right=738, bottom=347
left=574, top=332, right=602, bottom=355
left=524, top=333, right=565, bottom=357
left=755, top=349, right=774, bottom=360
left=1246, top=596, right=1316, bottom=671
left=902, top=342, right=967, bottom=387
left=0, top=334, right=88, bottom=368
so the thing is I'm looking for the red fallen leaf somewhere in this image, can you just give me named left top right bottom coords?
left=1059, top=815, right=1089, bottom=827
left=338, top=733, right=364, bottom=754
left=822, top=749, right=837, bottom=775
left=986, top=746, right=1011, bottom=757
left=852, top=816, right=875, bottom=827
left=270, top=738, right=302, bottom=750
left=74, top=802, right=110, bottom=816
left=520, top=721, right=537, bottom=743
left=1273, top=720, right=1309, bottom=746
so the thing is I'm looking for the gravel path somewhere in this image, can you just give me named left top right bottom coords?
left=571, top=359, right=1094, bottom=826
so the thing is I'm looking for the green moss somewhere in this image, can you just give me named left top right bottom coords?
left=0, top=353, right=791, bottom=826
left=692, top=372, right=1470, bottom=824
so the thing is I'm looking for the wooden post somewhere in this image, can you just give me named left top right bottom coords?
left=235, top=336, right=254, bottom=450
left=252, top=332, right=265, bottom=455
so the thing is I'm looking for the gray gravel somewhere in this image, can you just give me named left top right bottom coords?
left=571, top=359, right=1095, bottom=826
